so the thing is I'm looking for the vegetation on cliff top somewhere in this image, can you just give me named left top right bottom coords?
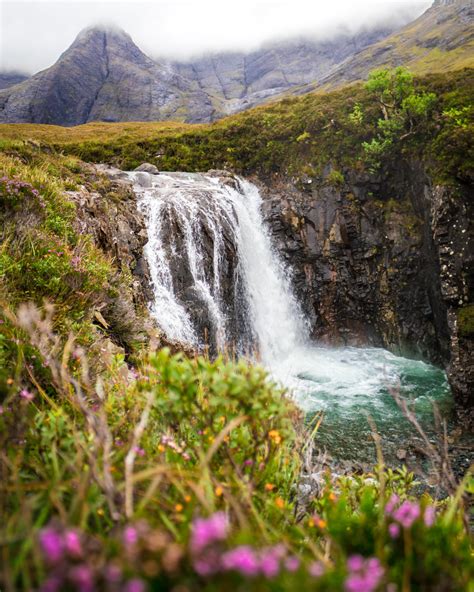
left=0, top=68, right=472, bottom=185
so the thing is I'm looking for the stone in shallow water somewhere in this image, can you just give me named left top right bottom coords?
left=134, top=163, right=159, bottom=174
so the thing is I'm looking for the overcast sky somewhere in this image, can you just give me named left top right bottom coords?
left=1, top=0, right=430, bottom=73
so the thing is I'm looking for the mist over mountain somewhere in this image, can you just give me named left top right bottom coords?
left=0, top=0, right=471, bottom=125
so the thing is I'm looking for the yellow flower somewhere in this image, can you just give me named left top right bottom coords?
left=175, top=504, right=184, bottom=512
left=158, top=444, right=165, bottom=452
left=97, top=508, right=104, bottom=516
left=219, top=416, right=226, bottom=423
left=215, top=486, right=224, bottom=497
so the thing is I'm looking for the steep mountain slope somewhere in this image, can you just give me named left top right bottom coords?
left=312, top=0, right=473, bottom=90
left=0, top=27, right=215, bottom=125
left=0, top=72, right=29, bottom=90
left=173, top=28, right=394, bottom=115
left=0, top=23, right=400, bottom=125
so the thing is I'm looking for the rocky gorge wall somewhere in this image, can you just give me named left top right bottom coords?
left=257, top=163, right=473, bottom=424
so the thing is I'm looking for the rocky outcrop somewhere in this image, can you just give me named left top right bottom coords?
left=0, top=72, right=29, bottom=90
left=0, top=16, right=412, bottom=125
left=0, top=27, right=214, bottom=125
left=257, top=163, right=472, bottom=421
left=67, top=165, right=154, bottom=349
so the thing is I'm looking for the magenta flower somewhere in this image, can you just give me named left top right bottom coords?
left=123, top=526, right=139, bottom=548
left=392, top=501, right=420, bottom=529
left=389, top=523, right=400, bottom=539
left=69, top=564, right=94, bottom=592
left=424, top=505, right=436, bottom=527
left=20, top=389, right=35, bottom=401
left=39, top=528, right=63, bottom=563
left=284, top=556, right=300, bottom=572
left=345, top=556, right=384, bottom=592
left=64, top=530, right=82, bottom=557
left=384, top=494, right=399, bottom=515
left=260, top=551, right=280, bottom=578
left=123, top=579, right=146, bottom=592
left=309, top=561, right=325, bottom=577
left=221, top=546, right=260, bottom=576
left=190, top=512, right=228, bottom=554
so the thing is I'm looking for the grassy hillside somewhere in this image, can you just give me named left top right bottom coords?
left=1, top=69, right=472, bottom=184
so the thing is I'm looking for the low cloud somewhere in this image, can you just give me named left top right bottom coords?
left=1, top=0, right=430, bottom=74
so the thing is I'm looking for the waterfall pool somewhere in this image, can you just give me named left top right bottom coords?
left=131, top=170, right=457, bottom=466
left=269, top=345, right=454, bottom=465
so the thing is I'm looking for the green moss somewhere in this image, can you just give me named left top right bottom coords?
left=457, top=304, right=474, bottom=338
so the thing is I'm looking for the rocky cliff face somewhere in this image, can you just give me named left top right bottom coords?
left=0, top=20, right=404, bottom=125
left=257, top=164, right=472, bottom=422
left=0, top=27, right=214, bottom=125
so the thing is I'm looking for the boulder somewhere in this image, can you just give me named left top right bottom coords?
left=134, top=163, right=160, bottom=174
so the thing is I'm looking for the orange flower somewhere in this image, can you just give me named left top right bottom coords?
left=265, top=483, right=275, bottom=491
left=184, top=495, right=192, bottom=503
left=158, top=444, right=165, bottom=452
left=275, top=497, right=285, bottom=509
left=6, top=378, right=13, bottom=385
left=329, top=492, right=337, bottom=502
left=316, top=518, right=327, bottom=529
left=215, top=486, right=224, bottom=497
left=175, top=504, right=184, bottom=512
left=268, top=430, right=282, bottom=444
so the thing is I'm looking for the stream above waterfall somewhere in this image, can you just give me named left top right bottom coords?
left=131, top=170, right=455, bottom=464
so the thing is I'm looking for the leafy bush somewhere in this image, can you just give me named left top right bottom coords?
left=0, top=307, right=472, bottom=591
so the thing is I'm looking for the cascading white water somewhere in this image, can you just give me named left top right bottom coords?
left=131, top=170, right=453, bottom=462
left=133, top=171, right=307, bottom=363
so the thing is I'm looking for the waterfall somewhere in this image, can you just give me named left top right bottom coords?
left=132, top=171, right=307, bottom=364
left=130, top=169, right=453, bottom=464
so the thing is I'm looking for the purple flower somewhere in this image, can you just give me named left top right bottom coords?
left=345, top=556, right=384, bottom=592
left=20, top=389, right=35, bottom=401
left=39, top=528, right=63, bottom=563
left=64, top=530, right=82, bottom=557
left=389, top=523, right=400, bottom=539
left=424, top=505, right=436, bottom=527
left=123, top=579, right=146, bottom=592
left=123, top=526, right=139, bottom=548
left=260, top=551, right=280, bottom=578
left=221, top=546, right=260, bottom=576
left=385, top=494, right=399, bottom=515
left=190, top=512, right=228, bottom=554
left=309, top=561, right=325, bottom=577
left=133, top=446, right=145, bottom=457
left=69, top=564, right=94, bottom=592
left=243, top=459, right=253, bottom=467
left=284, top=556, right=300, bottom=572
left=393, top=501, right=420, bottom=529
left=347, top=555, right=365, bottom=571
left=40, top=576, right=62, bottom=592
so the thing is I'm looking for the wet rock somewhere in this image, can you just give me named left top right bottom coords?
left=134, top=172, right=153, bottom=188
left=135, top=163, right=160, bottom=174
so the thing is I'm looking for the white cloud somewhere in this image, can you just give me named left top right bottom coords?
left=0, top=0, right=430, bottom=73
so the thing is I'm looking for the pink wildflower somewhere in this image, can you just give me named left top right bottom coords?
left=284, top=556, right=300, bottom=572
left=389, top=523, right=400, bottom=539
left=39, top=528, right=63, bottom=563
left=190, top=512, right=228, bottom=554
left=20, top=389, right=35, bottom=401
left=221, top=546, right=260, bottom=576
left=64, top=530, right=82, bottom=557
left=424, top=505, right=436, bottom=527
left=309, top=561, right=325, bottom=577
left=393, top=501, right=420, bottom=529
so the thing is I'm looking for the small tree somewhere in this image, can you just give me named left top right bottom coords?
left=362, top=67, right=437, bottom=169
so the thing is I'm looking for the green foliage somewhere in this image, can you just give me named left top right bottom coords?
left=348, top=103, right=364, bottom=126
left=326, top=169, right=345, bottom=187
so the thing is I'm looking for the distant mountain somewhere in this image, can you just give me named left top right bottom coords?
left=0, top=0, right=471, bottom=126
left=173, top=28, right=394, bottom=115
left=311, top=0, right=473, bottom=90
left=0, top=23, right=398, bottom=125
left=0, top=27, right=214, bottom=125
left=0, top=72, right=29, bottom=90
